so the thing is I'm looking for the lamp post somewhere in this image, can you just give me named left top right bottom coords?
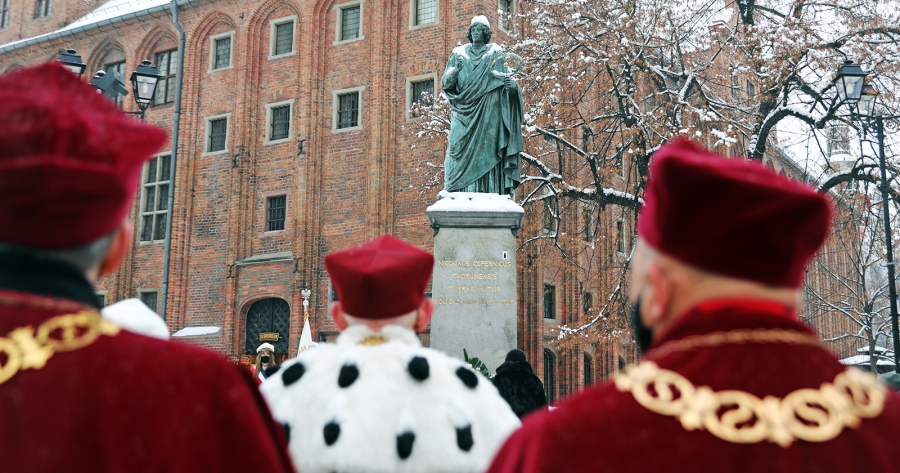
left=129, top=60, right=161, bottom=120
left=57, top=49, right=86, bottom=77
left=835, top=61, right=900, bottom=372
left=88, top=60, right=160, bottom=120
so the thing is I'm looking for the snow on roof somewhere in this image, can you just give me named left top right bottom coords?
left=172, top=326, right=221, bottom=337
left=839, top=355, right=894, bottom=366
left=0, top=0, right=185, bottom=53
left=70, top=0, right=170, bottom=29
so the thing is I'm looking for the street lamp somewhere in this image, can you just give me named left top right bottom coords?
left=835, top=60, right=900, bottom=373
left=88, top=60, right=160, bottom=120
left=57, top=49, right=86, bottom=77
left=129, top=59, right=161, bottom=119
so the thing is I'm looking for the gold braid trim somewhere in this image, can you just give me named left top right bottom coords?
left=615, top=361, right=886, bottom=447
left=0, top=311, right=120, bottom=385
left=647, top=329, right=823, bottom=360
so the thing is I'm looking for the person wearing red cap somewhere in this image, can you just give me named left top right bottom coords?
left=485, top=139, right=900, bottom=473
left=261, top=234, right=520, bottom=473
left=0, top=63, right=294, bottom=473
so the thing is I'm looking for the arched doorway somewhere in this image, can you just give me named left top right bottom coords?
left=245, top=298, right=291, bottom=361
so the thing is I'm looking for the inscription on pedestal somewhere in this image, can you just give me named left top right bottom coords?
left=429, top=228, right=518, bottom=374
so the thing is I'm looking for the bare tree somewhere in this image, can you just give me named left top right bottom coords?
left=406, top=0, right=900, bottom=350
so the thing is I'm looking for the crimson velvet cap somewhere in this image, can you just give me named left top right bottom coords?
left=325, top=235, right=434, bottom=320
left=637, top=138, right=832, bottom=288
left=0, top=62, right=168, bottom=249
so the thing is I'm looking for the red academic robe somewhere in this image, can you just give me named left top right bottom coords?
left=0, top=253, right=295, bottom=473
left=487, top=299, right=900, bottom=473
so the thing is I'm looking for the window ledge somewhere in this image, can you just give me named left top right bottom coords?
left=264, top=137, right=293, bottom=146
left=332, top=125, right=362, bottom=134
left=138, top=240, right=165, bottom=245
left=409, top=21, right=437, bottom=31
left=207, top=65, right=234, bottom=74
left=203, top=149, right=228, bottom=156
left=268, top=51, right=297, bottom=60
left=333, top=36, right=365, bottom=46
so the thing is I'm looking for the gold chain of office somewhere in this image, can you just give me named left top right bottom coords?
left=0, top=311, right=120, bottom=385
left=614, top=330, right=886, bottom=447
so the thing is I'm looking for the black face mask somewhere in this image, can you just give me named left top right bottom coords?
left=260, top=355, right=271, bottom=364
left=630, top=298, right=654, bottom=355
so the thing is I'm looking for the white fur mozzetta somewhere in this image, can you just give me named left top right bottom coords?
left=261, top=324, right=521, bottom=473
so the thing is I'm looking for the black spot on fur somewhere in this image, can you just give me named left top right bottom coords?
left=396, top=431, right=415, bottom=459
left=456, top=425, right=473, bottom=451
left=281, top=423, right=291, bottom=443
left=282, top=363, right=305, bottom=386
left=456, top=367, right=478, bottom=388
left=338, top=364, right=359, bottom=388
left=408, top=356, right=430, bottom=381
left=324, top=421, right=341, bottom=446
left=263, top=364, right=281, bottom=378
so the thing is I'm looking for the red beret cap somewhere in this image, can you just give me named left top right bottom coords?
left=0, top=62, right=168, bottom=249
left=637, top=138, right=832, bottom=288
left=325, top=235, right=434, bottom=320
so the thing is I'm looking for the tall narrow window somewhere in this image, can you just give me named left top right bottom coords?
left=543, top=350, right=556, bottom=402
left=747, top=81, right=755, bottom=98
left=267, top=195, right=287, bottom=231
left=140, top=291, right=159, bottom=313
left=104, top=60, right=126, bottom=108
left=154, top=49, right=178, bottom=105
left=207, top=117, right=228, bottom=152
left=543, top=198, right=557, bottom=232
left=95, top=293, right=107, bottom=308
left=616, top=219, right=626, bottom=254
left=582, top=207, right=593, bottom=241
left=34, top=0, right=50, bottom=18
left=582, top=291, right=593, bottom=314
left=337, top=91, right=360, bottom=129
left=498, top=0, right=513, bottom=30
left=1, top=0, right=10, bottom=29
left=213, top=36, right=232, bottom=69
left=584, top=354, right=593, bottom=386
left=410, top=78, right=434, bottom=108
left=140, top=155, right=171, bottom=242
left=543, top=284, right=556, bottom=319
left=340, top=5, right=361, bottom=41
left=414, top=0, right=436, bottom=26
left=272, top=20, right=294, bottom=56
left=269, top=104, right=291, bottom=141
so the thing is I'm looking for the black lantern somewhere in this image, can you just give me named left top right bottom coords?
left=57, top=49, right=86, bottom=77
left=834, top=60, right=868, bottom=103
left=89, top=70, right=106, bottom=87
left=858, top=83, right=877, bottom=118
left=129, top=59, right=161, bottom=106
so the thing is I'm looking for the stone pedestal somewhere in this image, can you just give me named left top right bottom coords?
left=426, top=191, right=524, bottom=373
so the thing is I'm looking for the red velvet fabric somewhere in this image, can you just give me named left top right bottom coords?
left=0, top=290, right=295, bottom=473
left=486, top=299, right=900, bottom=473
left=325, top=235, right=434, bottom=319
left=638, top=139, right=832, bottom=287
left=0, top=63, right=168, bottom=249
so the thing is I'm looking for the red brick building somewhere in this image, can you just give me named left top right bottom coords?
left=0, top=0, right=863, bottom=403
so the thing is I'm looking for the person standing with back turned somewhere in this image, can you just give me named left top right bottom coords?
left=486, top=139, right=900, bottom=473
left=0, top=63, right=294, bottom=473
left=261, top=235, right=520, bottom=473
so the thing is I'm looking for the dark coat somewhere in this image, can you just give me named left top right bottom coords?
left=491, top=360, right=547, bottom=418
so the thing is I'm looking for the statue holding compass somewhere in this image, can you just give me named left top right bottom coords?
left=441, top=15, right=524, bottom=196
